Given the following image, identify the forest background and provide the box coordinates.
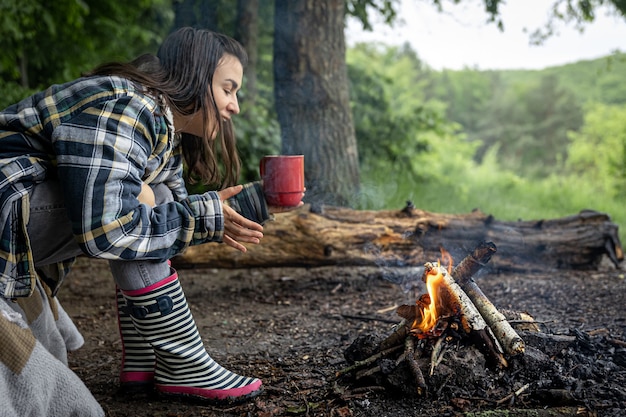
[2,0,626,244]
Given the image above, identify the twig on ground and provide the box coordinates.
[341,314,399,324]
[495,383,530,405]
[336,344,403,377]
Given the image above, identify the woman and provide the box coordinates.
[0,27,299,408]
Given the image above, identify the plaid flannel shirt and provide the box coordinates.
[0,75,269,298]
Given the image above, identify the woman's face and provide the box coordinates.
[178,54,243,138]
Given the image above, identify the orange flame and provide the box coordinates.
[412,249,454,334]
[414,266,445,332]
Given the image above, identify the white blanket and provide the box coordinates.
[0,281,104,417]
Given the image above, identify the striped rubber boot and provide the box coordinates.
[115,286,155,389]
[120,270,262,403]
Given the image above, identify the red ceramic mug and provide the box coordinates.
[260,155,305,207]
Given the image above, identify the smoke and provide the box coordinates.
[357,177,410,210]
[378,265,426,294]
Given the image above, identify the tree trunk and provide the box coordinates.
[198,0,219,30]
[273,0,360,207]
[173,0,218,30]
[235,0,259,106]
[173,206,623,272]
[173,0,195,28]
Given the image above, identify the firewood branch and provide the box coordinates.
[452,242,525,356]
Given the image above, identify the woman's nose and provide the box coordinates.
[228,98,240,115]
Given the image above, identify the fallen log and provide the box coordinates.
[173,204,623,271]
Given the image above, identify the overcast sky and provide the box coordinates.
[345,0,626,70]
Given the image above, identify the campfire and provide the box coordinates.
[338,241,534,396]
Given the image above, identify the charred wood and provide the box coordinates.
[378,320,409,351]
[403,336,427,395]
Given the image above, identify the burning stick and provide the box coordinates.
[420,262,508,368]
[452,242,525,356]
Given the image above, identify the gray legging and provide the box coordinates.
[26,180,172,291]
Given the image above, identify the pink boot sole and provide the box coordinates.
[157,379,262,403]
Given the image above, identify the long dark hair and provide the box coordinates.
[88,27,248,188]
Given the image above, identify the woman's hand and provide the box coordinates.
[217,185,264,252]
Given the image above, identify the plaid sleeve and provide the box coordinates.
[227,181,271,224]
[52,92,225,261]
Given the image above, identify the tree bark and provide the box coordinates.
[173,0,196,28]
[173,205,623,272]
[235,0,259,106]
[273,0,360,207]
[198,0,219,31]
[173,0,218,30]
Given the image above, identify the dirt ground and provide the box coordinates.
[60,253,626,417]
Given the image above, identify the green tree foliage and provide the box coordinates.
[423,53,626,182]
[346,42,479,208]
[501,53,626,105]
[566,102,626,198]
[349,44,428,173]
[476,74,584,177]
[0,0,173,106]
[234,92,282,183]
[546,53,626,105]
[426,69,496,134]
